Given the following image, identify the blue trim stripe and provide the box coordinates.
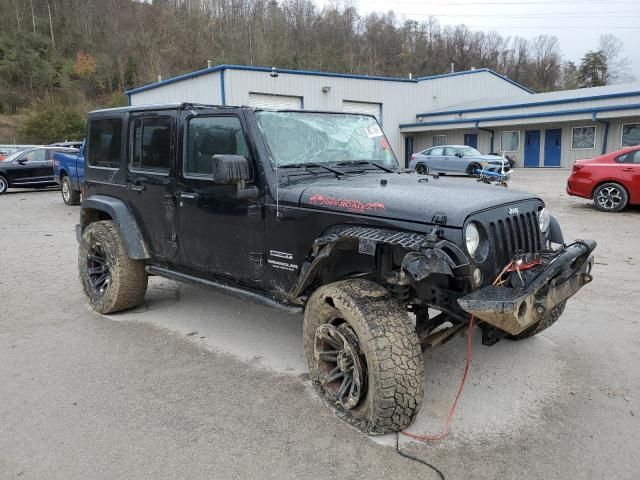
[400,103,640,129]
[124,64,532,97]
[416,89,640,119]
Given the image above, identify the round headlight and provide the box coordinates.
[538,208,551,233]
[465,222,480,256]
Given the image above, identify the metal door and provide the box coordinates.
[524,130,541,168]
[544,129,562,167]
[464,133,478,149]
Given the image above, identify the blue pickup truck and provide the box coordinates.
[53,143,84,205]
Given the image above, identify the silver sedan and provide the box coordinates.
[409,145,511,176]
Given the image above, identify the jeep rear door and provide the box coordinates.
[175,109,265,281]
[126,110,178,260]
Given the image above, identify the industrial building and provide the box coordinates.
[126,64,640,168]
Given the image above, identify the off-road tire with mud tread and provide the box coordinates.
[61,176,81,205]
[303,279,424,434]
[78,220,148,314]
[508,301,566,340]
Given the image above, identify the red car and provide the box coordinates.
[567,146,640,212]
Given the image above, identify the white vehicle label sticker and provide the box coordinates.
[364,125,383,138]
[269,250,293,260]
[267,259,298,271]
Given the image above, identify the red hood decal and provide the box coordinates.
[309,194,386,212]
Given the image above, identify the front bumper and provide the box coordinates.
[457,240,596,335]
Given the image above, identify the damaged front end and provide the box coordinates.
[458,240,596,335]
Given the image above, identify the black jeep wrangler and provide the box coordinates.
[77,104,595,434]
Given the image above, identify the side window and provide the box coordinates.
[88,118,122,168]
[186,116,249,176]
[619,150,640,164]
[22,149,46,162]
[130,117,172,172]
[430,147,444,156]
[443,147,457,156]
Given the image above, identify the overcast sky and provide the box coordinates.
[317,0,640,80]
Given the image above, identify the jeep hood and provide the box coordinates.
[286,174,541,228]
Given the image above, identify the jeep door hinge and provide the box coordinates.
[166,234,177,247]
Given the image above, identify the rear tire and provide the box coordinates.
[78,221,148,314]
[508,301,566,340]
[61,176,81,205]
[303,279,424,434]
[0,175,7,195]
[593,182,628,212]
[415,163,428,175]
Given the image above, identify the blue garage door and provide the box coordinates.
[544,129,562,167]
[524,130,541,168]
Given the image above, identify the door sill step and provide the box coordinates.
[146,265,302,315]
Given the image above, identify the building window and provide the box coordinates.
[501,131,519,152]
[622,123,640,147]
[571,126,596,150]
[432,135,447,146]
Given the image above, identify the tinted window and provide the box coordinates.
[429,147,444,156]
[130,117,172,172]
[186,116,248,176]
[20,149,46,162]
[88,118,122,168]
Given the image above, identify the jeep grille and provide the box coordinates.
[489,210,542,269]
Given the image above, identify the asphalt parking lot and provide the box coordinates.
[1,170,638,480]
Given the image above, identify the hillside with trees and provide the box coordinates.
[0,0,635,143]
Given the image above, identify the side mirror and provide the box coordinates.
[455,152,463,158]
[212,154,251,185]
[17,159,27,164]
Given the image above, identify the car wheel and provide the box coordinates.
[508,301,566,340]
[593,182,628,212]
[466,162,481,177]
[61,176,81,205]
[0,175,7,195]
[78,220,148,314]
[415,163,428,175]
[303,279,424,434]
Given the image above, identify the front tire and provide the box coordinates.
[593,182,628,212]
[303,279,424,434]
[61,176,81,205]
[0,175,8,195]
[78,221,148,314]
[466,162,481,177]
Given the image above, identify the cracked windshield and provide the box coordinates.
[256,111,398,169]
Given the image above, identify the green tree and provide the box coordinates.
[19,102,85,143]
[578,51,608,88]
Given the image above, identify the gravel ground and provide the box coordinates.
[1,170,638,479]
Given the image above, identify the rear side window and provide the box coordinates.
[615,150,640,164]
[88,118,122,168]
[186,116,249,176]
[130,117,172,172]
[430,147,444,156]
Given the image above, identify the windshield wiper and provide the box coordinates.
[335,160,395,173]
[279,162,348,177]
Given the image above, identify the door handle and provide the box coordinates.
[127,183,145,192]
[622,167,634,172]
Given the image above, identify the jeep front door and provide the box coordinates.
[176,112,264,281]
[126,112,177,260]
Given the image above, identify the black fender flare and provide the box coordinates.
[548,215,564,245]
[79,195,150,259]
